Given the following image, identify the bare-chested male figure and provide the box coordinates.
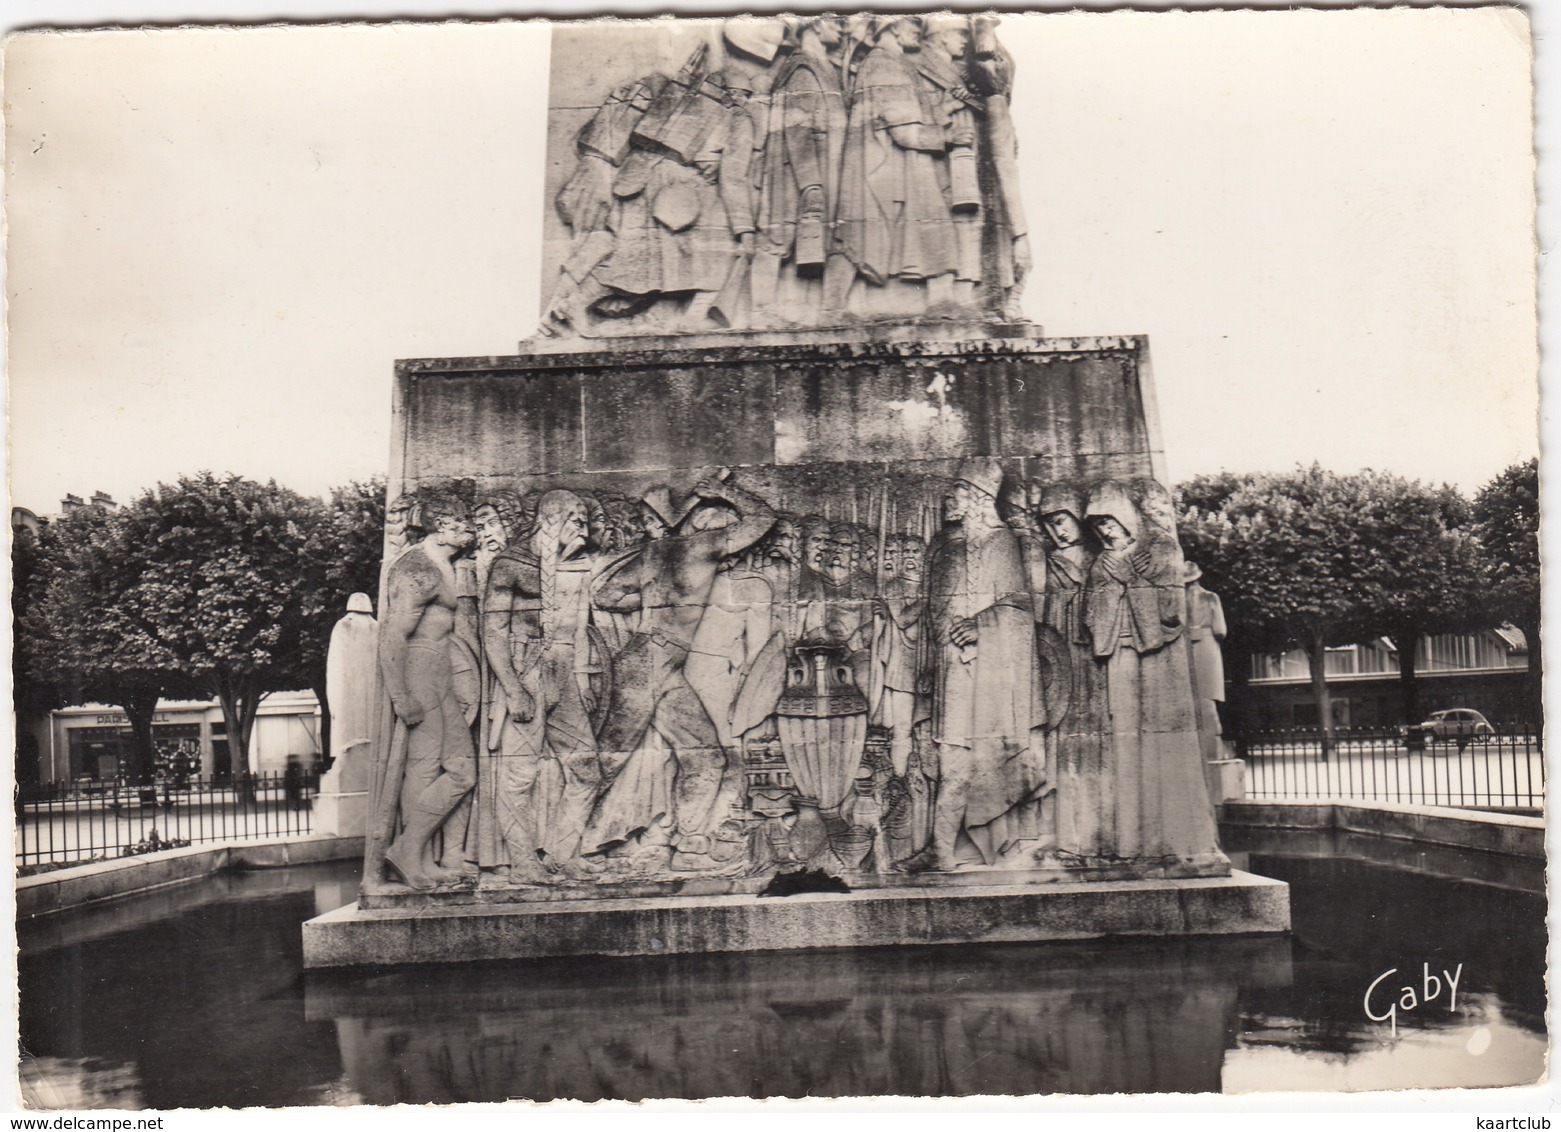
[592,476,775,869]
[379,495,478,889]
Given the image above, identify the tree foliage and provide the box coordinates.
[105,473,329,772]
[24,505,202,781]
[1472,458,1540,628]
[1472,459,1542,731]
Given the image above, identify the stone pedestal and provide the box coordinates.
[304,870,1289,969]
[321,323,1289,964]
[1204,759,1248,806]
[313,769,369,838]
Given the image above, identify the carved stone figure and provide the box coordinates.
[752,16,852,325]
[1183,562,1228,761]
[1083,480,1222,862]
[910,16,983,303]
[591,476,776,870]
[835,17,959,316]
[385,493,424,557]
[316,593,379,837]
[1035,483,1106,860]
[376,496,478,889]
[543,23,780,337]
[967,15,1031,319]
[868,533,933,858]
[480,490,607,882]
[908,459,1046,871]
[541,14,1031,334]
[328,594,380,772]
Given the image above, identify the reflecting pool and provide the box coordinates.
[17,827,1546,1107]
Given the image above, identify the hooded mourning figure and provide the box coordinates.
[1083,479,1224,866]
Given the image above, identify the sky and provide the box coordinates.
[4,4,1542,515]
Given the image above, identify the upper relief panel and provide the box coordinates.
[540,15,1030,339]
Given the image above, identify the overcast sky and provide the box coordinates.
[4,4,1540,514]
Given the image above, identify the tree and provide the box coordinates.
[1178,466,1380,758]
[300,476,388,766]
[1344,475,1486,731]
[1180,466,1494,752]
[14,519,69,783]
[110,473,329,774]
[25,505,201,783]
[1473,459,1541,733]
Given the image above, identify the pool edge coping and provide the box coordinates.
[1219,799,1546,861]
[15,835,365,919]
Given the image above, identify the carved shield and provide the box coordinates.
[583,622,616,739]
[729,630,788,740]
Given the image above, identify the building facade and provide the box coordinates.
[26,692,323,785]
[1241,628,1531,731]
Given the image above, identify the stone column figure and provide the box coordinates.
[1083,479,1223,864]
[591,476,776,871]
[316,593,378,837]
[375,495,479,889]
[481,490,606,883]
[1183,562,1228,762]
[908,459,1047,872]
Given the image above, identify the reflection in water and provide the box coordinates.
[15,829,1549,1107]
[306,937,1293,1102]
[18,867,356,1111]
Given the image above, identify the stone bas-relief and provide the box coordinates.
[366,461,1229,896]
[542,14,1029,338]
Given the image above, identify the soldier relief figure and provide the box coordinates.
[543,14,1030,337]
[370,467,1228,891]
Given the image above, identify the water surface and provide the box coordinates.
[17,828,1546,1106]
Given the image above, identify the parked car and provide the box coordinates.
[1400,708,1496,750]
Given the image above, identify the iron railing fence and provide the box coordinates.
[1235,727,1544,811]
[15,772,316,869]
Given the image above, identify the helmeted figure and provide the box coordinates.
[751,16,852,325]
[1083,479,1223,864]
[543,23,778,336]
[868,533,934,855]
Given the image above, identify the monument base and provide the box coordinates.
[302,870,1289,969]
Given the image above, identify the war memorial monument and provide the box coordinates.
[302,13,1290,968]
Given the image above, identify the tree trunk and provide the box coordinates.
[1226,644,1253,758]
[121,686,162,785]
[1396,629,1422,730]
[312,678,333,771]
[1520,616,1542,747]
[212,676,248,776]
[1306,630,1336,761]
[238,689,262,774]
